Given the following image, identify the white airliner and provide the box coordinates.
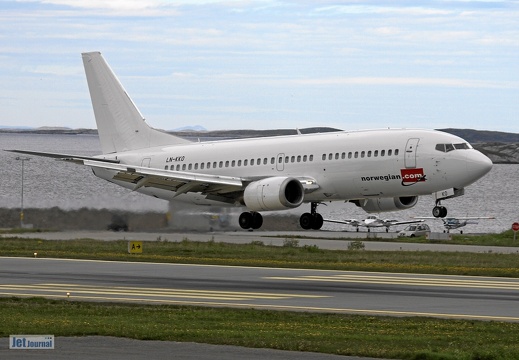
[8,51,493,230]
[324,215,424,232]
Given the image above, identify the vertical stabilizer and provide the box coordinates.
[82,51,190,154]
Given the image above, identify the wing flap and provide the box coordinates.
[85,160,244,199]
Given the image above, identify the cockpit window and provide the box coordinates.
[435,144,446,152]
[435,143,471,152]
[454,143,471,150]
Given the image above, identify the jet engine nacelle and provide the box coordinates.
[243,177,304,211]
[359,196,418,213]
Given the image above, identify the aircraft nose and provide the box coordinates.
[465,150,493,181]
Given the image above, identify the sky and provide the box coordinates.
[1,0,518,132]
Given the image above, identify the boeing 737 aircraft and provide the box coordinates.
[8,52,493,230]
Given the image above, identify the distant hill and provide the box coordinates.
[169,127,341,140]
[438,128,519,143]
[2,126,518,163]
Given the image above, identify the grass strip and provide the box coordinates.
[2,297,519,360]
[2,237,519,277]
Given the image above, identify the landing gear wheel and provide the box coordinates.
[251,212,263,229]
[300,202,325,230]
[311,213,323,230]
[239,211,263,230]
[300,213,313,230]
[432,206,447,218]
[299,213,324,230]
[239,212,252,229]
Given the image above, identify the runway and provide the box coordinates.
[1,257,518,322]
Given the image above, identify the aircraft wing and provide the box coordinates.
[413,216,494,220]
[384,219,425,226]
[323,219,361,227]
[84,159,245,201]
[6,150,319,204]
[6,149,119,165]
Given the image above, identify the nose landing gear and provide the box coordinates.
[432,202,448,218]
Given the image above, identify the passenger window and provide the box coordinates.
[182,164,187,170]
[361,151,365,158]
[219,161,223,168]
[291,156,295,163]
[395,149,399,156]
[322,154,326,161]
[367,151,372,157]
[354,151,359,158]
[309,155,313,161]
[348,152,352,159]
[271,157,275,164]
[381,150,385,157]
[238,160,241,166]
[188,164,192,170]
[244,159,248,166]
[297,155,301,162]
[231,160,235,167]
[251,159,255,166]
[164,165,168,170]
[303,155,307,162]
[388,149,392,156]
[194,163,198,170]
[374,150,378,157]
[225,161,229,167]
[328,153,333,160]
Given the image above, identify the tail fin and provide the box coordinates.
[82,51,190,154]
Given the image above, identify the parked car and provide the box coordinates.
[398,223,431,237]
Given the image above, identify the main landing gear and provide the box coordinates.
[432,201,448,218]
[299,202,324,230]
[239,211,263,230]
[239,202,325,230]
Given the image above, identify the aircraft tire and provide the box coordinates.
[300,213,313,230]
[311,213,323,230]
[239,212,253,229]
[251,212,263,229]
[432,206,448,218]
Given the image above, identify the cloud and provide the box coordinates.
[27,65,80,76]
[291,76,517,89]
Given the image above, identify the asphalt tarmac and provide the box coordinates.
[1,336,382,360]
